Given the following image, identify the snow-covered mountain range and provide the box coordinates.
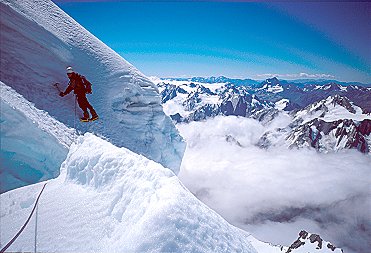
[153,77,370,252]
[153,77,371,154]
[260,95,371,153]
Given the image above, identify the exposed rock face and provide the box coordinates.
[286,230,342,253]
[287,118,371,153]
[309,233,323,249]
[269,95,371,153]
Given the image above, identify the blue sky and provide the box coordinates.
[55,1,370,83]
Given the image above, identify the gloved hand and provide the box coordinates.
[59,92,65,97]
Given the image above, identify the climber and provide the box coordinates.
[59,66,98,122]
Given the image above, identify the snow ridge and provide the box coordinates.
[0,134,257,253]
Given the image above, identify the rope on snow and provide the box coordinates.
[0,183,47,253]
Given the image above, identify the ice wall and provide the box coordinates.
[0,82,74,193]
[0,0,185,172]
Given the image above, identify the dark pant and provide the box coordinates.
[77,94,97,118]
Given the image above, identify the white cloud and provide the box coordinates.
[256,72,335,79]
[177,116,371,253]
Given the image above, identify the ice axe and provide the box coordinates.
[53,82,78,129]
[53,82,62,93]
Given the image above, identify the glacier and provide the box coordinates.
[0,81,75,193]
[0,0,185,172]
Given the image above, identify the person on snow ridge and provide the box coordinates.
[59,66,98,122]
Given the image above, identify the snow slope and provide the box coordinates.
[0,133,259,253]
[0,81,75,193]
[0,0,184,172]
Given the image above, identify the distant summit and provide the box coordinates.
[264,77,280,84]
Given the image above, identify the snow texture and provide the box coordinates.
[0,81,75,193]
[1,72,319,253]
[0,0,185,173]
[0,133,258,253]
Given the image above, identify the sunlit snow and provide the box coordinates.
[0,0,184,172]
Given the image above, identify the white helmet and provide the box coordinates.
[66,66,74,74]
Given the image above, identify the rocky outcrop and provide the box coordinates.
[287,118,371,153]
[286,230,342,253]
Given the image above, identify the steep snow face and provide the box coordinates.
[0,133,258,253]
[0,82,75,193]
[0,0,184,172]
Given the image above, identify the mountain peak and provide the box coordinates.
[265,77,280,84]
[324,95,356,113]
[293,94,367,125]
[287,230,342,253]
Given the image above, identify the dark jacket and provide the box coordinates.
[64,73,89,96]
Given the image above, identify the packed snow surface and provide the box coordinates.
[0,85,288,253]
[0,0,184,172]
[0,81,75,193]
[0,133,259,253]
